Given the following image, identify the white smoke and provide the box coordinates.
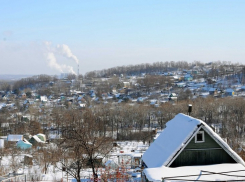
[44,42,78,74]
[56,44,79,64]
[47,52,62,73]
[46,52,76,74]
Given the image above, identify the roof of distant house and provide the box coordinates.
[7,134,23,142]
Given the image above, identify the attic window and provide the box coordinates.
[195,131,205,143]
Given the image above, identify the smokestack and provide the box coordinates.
[77,64,79,80]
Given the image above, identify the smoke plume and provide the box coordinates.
[46,52,76,74]
[44,42,78,74]
[56,44,79,64]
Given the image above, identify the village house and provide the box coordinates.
[142,113,245,182]
[168,93,177,101]
[184,74,193,81]
[225,88,235,96]
[209,87,218,95]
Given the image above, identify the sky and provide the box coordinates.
[0,0,245,76]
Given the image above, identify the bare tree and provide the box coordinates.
[58,109,113,182]
[6,146,22,174]
[38,144,59,174]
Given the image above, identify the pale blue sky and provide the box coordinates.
[0,1,245,75]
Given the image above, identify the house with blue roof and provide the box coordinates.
[184,74,193,81]
[209,88,217,95]
[225,88,234,96]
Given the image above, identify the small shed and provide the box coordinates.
[209,88,217,95]
[24,154,33,165]
[176,82,186,88]
[17,139,32,150]
[168,93,177,101]
[225,88,234,96]
[36,133,46,142]
[184,74,193,81]
[130,152,142,169]
[7,134,23,142]
[29,135,45,146]
[40,96,48,102]
[149,100,157,105]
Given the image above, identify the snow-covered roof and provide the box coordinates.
[172,75,180,79]
[184,74,192,77]
[176,82,186,86]
[17,138,32,149]
[17,138,31,144]
[0,103,6,110]
[195,82,206,87]
[32,135,45,143]
[209,88,216,92]
[37,133,46,142]
[150,100,157,105]
[198,92,210,97]
[130,152,143,158]
[7,134,23,142]
[142,114,200,168]
[142,113,245,168]
[226,88,234,92]
[40,96,48,102]
[144,163,245,182]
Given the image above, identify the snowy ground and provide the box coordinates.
[0,141,148,182]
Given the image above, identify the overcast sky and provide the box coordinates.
[0,1,245,76]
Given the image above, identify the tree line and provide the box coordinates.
[84,60,245,78]
[3,96,245,151]
[84,61,198,78]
